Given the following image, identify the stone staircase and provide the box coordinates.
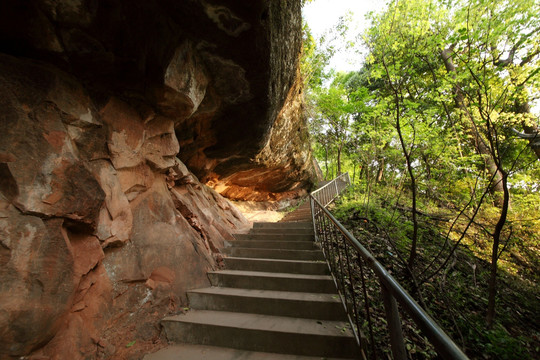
[145,212,360,359]
[280,199,314,223]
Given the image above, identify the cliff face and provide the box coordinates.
[0,0,316,200]
[0,0,315,358]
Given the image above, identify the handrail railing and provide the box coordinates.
[309,174,468,360]
[311,172,351,207]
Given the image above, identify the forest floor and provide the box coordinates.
[331,188,539,360]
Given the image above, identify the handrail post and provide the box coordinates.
[381,284,407,360]
[310,196,318,243]
[309,176,469,360]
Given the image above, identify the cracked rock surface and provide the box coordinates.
[0,0,316,358]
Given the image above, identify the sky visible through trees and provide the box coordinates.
[302,0,540,358]
[302,0,385,71]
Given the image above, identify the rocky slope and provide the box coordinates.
[0,0,316,358]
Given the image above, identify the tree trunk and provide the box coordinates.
[324,142,329,180]
[441,48,505,206]
[396,116,419,269]
[486,169,510,328]
[440,47,511,327]
[376,158,385,183]
[381,55,420,269]
[336,142,343,175]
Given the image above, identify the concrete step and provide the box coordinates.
[284,210,312,214]
[254,221,313,229]
[223,257,329,275]
[234,233,314,241]
[281,218,313,222]
[162,310,360,358]
[282,214,312,219]
[144,344,357,360]
[188,287,345,320]
[249,227,314,235]
[222,247,324,261]
[208,270,336,293]
[226,240,317,250]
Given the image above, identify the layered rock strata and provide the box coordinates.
[0,0,315,358]
[0,0,317,201]
[0,54,249,358]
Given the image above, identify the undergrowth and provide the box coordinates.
[331,184,540,360]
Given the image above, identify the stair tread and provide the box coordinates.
[222,247,325,261]
[234,235,315,240]
[226,240,317,249]
[144,344,355,360]
[223,257,329,274]
[254,222,313,228]
[189,287,340,303]
[224,247,321,252]
[228,240,316,244]
[163,310,353,338]
[151,201,361,359]
[225,256,325,265]
[208,269,333,281]
[255,221,312,224]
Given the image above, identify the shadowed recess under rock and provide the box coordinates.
[0,0,317,358]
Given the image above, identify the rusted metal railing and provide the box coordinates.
[309,173,469,360]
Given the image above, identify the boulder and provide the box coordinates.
[0,55,105,224]
[143,116,180,171]
[89,160,133,247]
[102,176,217,302]
[0,206,77,356]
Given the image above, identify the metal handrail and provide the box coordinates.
[311,172,351,207]
[309,175,469,360]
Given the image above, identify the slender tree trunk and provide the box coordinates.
[337,142,343,175]
[422,153,431,180]
[441,48,505,205]
[324,142,329,180]
[486,169,509,328]
[441,47,512,327]
[396,112,419,269]
[376,158,385,183]
[381,56,419,269]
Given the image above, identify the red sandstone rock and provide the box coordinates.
[39,264,113,360]
[143,116,180,171]
[0,1,312,358]
[89,160,133,246]
[0,208,77,356]
[0,57,105,224]
[117,164,155,201]
[100,98,146,170]
[157,41,209,120]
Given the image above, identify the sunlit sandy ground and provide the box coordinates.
[232,201,294,224]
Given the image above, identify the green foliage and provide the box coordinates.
[333,186,540,359]
[481,327,531,360]
[302,0,540,358]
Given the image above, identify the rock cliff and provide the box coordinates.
[0,0,316,358]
